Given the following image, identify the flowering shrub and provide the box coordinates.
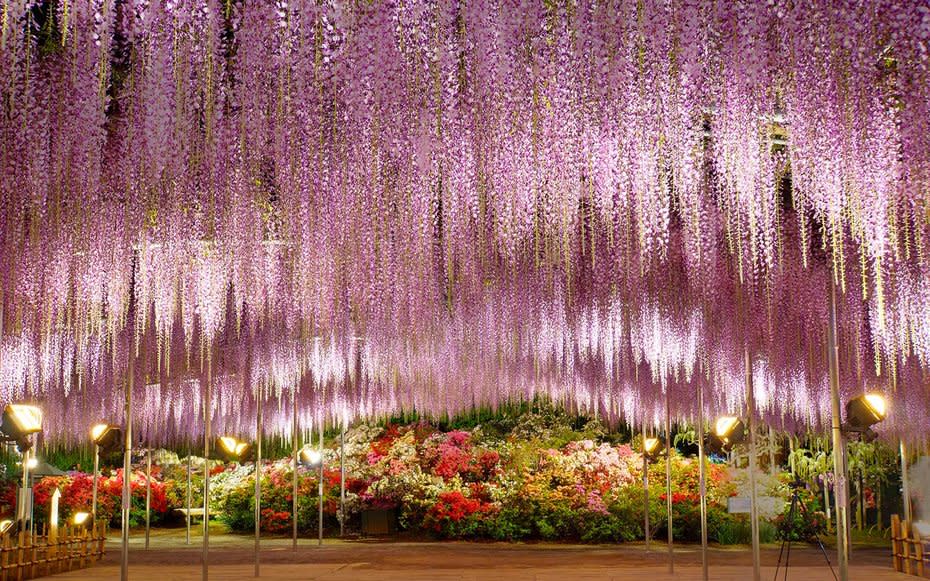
[16,469,173,527]
[423,491,497,537]
[0,416,760,543]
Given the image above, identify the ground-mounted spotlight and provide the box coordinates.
[0,404,43,452]
[643,436,663,461]
[298,445,323,468]
[843,393,887,440]
[215,436,249,462]
[71,511,91,527]
[0,520,13,535]
[91,424,123,455]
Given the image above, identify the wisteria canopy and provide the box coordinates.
[0,0,928,445]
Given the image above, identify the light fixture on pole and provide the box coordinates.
[642,433,661,551]
[215,436,250,462]
[842,394,887,441]
[91,424,122,521]
[713,416,746,449]
[298,445,323,468]
[2,404,44,527]
[643,437,662,460]
[1,404,43,452]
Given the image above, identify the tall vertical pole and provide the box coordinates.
[768,427,777,474]
[186,453,191,545]
[900,440,912,524]
[697,383,708,581]
[18,449,30,524]
[318,419,324,547]
[665,392,673,573]
[121,340,134,581]
[292,384,298,551]
[254,380,262,577]
[643,421,650,552]
[202,356,212,581]
[746,347,761,581]
[92,445,100,520]
[828,277,850,581]
[340,424,346,538]
[145,449,152,549]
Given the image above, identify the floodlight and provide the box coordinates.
[1,404,43,451]
[25,457,37,470]
[0,520,12,535]
[845,393,887,432]
[215,436,249,461]
[91,424,108,441]
[298,446,322,467]
[643,437,662,460]
[72,512,91,526]
[714,416,745,446]
[91,424,123,455]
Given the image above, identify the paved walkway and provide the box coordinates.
[50,531,909,581]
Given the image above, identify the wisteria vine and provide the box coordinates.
[0,0,929,444]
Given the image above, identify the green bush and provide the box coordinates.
[712,514,779,545]
[221,485,255,532]
[714,516,752,544]
[489,508,533,540]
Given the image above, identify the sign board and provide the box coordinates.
[728,495,785,515]
[727,497,752,514]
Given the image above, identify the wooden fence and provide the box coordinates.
[0,521,107,581]
[892,514,929,577]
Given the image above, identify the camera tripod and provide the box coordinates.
[773,479,838,581]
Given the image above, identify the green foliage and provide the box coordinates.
[713,515,778,544]
[847,441,898,488]
[714,517,752,545]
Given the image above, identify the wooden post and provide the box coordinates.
[96,521,107,564]
[16,530,24,581]
[891,514,902,572]
[911,523,924,578]
[29,528,34,580]
[2,531,9,581]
